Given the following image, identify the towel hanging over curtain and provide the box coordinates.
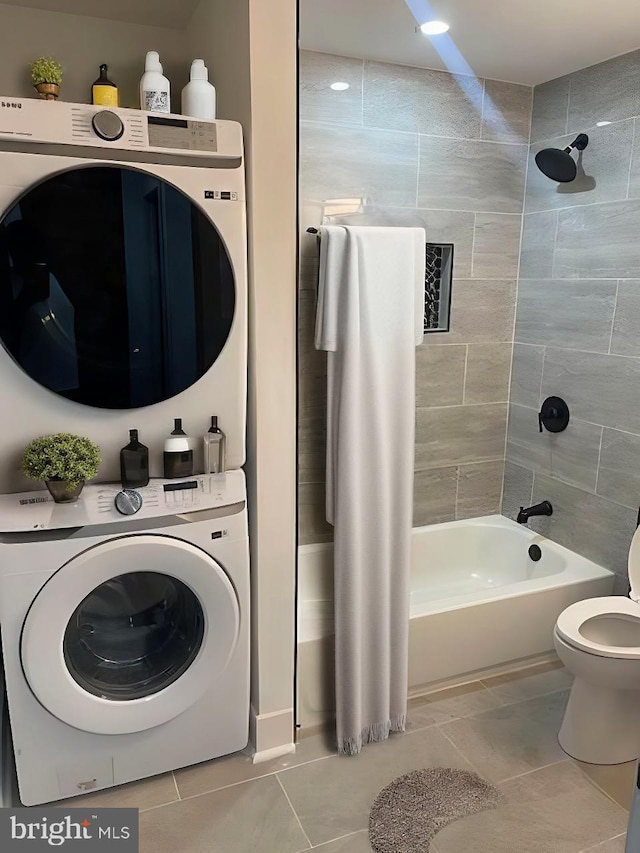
[315,225,425,755]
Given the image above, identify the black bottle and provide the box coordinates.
[120,429,149,489]
[163,418,194,479]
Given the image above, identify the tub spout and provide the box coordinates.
[517,501,553,524]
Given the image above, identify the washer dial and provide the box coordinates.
[92,110,125,142]
[114,489,143,516]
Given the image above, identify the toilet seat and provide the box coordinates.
[555,596,640,659]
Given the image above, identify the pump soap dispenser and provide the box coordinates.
[120,429,149,489]
[181,59,216,120]
[163,419,193,479]
[204,416,226,474]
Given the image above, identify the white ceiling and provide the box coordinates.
[299,0,640,85]
[1,0,201,28]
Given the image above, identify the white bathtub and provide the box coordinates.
[297,515,615,727]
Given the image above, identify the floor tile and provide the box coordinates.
[304,830,374,851]
[139,775,309,853]
[175,731,335,799]
[52,772,178,812]
[278,726,472,846]
[582,837,626,852]
[407,682,503,731]
[481,662,572,704]
[574,759,636,811]
[434,761,628,853]
[440,691,569,783]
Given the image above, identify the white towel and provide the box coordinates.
[315,225,425,755]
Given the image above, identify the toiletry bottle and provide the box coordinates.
[140,51,170,114]
[120,429,149,489]
[181,59,216,120]
[163,419,193,479]
[91,64,119,107]
[203,416,226,474]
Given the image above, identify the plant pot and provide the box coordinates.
[45,479,84,503]
[34,82,60,101]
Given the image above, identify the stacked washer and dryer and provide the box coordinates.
[0,99,249,806]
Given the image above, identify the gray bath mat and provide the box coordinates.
[369,767,501,853]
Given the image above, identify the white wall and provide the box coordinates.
[0,3,189,108]
[189,0,298,751]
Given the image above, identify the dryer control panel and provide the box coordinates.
[0,470,246,532]
[0,97,243,161]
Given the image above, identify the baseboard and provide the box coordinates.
[248,706,295,764]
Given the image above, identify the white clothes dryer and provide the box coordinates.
[0,472,249,806]
[0,99,246,491]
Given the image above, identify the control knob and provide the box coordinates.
[91,110,125,142]
[114,489,143,516]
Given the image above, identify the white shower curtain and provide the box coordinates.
[315,225,425,755]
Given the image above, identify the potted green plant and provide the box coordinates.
[22,433,101,503]
[30,57,63,101]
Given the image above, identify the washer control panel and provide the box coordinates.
[0,471,245,532]
[0,98,243,162]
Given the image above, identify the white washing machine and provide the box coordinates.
[0,471,249,806]
[0,99,250,805]
[0,98,247,490]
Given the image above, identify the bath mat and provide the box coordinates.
[369,767,501,853]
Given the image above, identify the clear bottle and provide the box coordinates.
[163,419,193,479]
[140,50,171,114]
[92,64,119,107]
[203,416,225,474]
[120,429,149,489]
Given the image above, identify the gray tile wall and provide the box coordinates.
[298,50,532,543]
[504,48,640,584]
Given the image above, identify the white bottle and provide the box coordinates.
[181,59,216,120]
[140,51,171,114]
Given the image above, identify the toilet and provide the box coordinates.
[554,526,640,765]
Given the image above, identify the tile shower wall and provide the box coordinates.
[503,49,640,590]
[299,50,532,544]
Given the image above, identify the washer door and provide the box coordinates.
[21,535,240,735]
[0,165,236,409]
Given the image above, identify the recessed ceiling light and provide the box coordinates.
[420,20,450,35]
[596,120,612,126]
[330,82,350,91]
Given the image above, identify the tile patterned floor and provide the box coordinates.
[54,663,632,852]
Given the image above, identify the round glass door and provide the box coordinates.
[64,572,205,701]
[0,166,235,408]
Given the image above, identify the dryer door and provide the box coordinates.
[21,535,240,735]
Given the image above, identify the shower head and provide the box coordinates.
[535,133,589,183]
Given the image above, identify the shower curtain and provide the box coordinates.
[315,225,425,755]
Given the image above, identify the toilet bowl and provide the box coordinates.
[554,528,640,765]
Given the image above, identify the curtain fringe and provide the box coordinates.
[338,713,406,756]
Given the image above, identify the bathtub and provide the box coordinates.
[297,514,615,728]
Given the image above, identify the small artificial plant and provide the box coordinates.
[30,56,63,87]
[22,433,100,489]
